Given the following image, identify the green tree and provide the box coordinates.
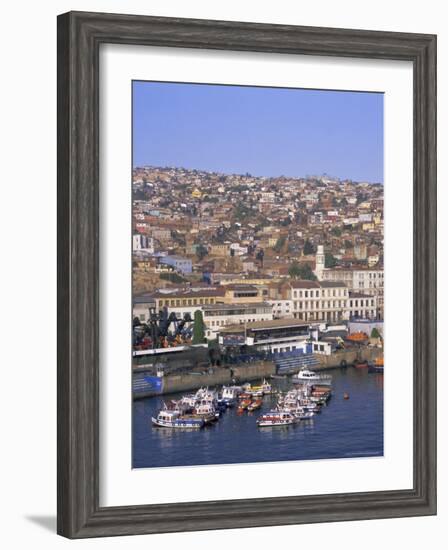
[288,262,301,279]
[288,262,317,281]
[325,253,338,268]
[303,239,315,255]
[196,244,208,261]
[159,272,187,284]
[192,310,206,344]
[273,236,286,253]
[356,192,368,205]
[233,204,252,221]
[371,328,381,339]
[330,226,342,237]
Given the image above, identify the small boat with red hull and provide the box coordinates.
[247,398,262,412]
[237,398,252,414]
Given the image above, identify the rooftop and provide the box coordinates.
[141,286,226,299]
[220,318,309,333]
[320,281,347,288]
[288,280,320,289]
[224,284,258,291]
[202,302,272,312]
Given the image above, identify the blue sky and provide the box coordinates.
[133,81,383,183]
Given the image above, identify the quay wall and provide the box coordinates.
[134,361,275,399]
[161,370,229,396]
[315,347,383,369]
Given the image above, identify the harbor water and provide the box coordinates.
[132,366,383,469]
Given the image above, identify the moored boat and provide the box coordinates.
[247,398,262,412]
[237,398,252,413]
[193,401,220,422]
[260,379,273,394]
[257,410,297,427]
[152,409,205,429]
[368,357,384,373]
[220,385,242,406]
[242,383,264,397]
[292,368,332,386]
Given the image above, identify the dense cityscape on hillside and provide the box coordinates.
[132,165,383,346]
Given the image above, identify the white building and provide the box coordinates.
[346,292,377,320]
[321,267,384,319]
[314,244,325,280]
[267,299,293,319]
[289,280,349,323]
[133,233,154,254]
[203,302,273,340]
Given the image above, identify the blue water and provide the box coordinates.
[132,367,383,469]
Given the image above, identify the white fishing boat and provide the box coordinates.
[220,385,242,406]
[193,401,220,422]
[292,368,332,386]
[180,394,197,408]
[293,410,315,420]
[282,403,315,419]
[257,410,297,427]
[260,379,273,394]
[278,388,320,414]
[195,387,219,402]
[151,409,205,429]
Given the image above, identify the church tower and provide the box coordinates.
[315,245,325,280]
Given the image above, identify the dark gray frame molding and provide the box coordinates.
[57,11,437,538]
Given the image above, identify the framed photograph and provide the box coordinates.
[57,11,437,538]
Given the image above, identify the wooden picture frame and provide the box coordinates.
[57,11,437,538]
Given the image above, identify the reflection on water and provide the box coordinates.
[133,367,383,468]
